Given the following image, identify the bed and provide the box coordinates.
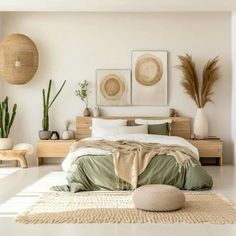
[51,116,213,192]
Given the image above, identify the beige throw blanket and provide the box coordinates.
[70,140,198,188]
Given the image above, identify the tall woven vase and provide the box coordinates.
[193,108,208,139]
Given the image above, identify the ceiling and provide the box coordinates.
[0,0,235,12]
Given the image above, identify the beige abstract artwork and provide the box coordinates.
[96,69,131,106]
[132,51,168,106]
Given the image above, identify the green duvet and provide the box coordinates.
[52,154,213,192]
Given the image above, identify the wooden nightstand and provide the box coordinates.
[188,139,223,166]
[36,140,76,166]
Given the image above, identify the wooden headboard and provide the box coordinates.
[76,116,191,140]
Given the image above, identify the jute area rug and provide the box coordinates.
[16,191,236,224]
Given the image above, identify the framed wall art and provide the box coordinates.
[131,50,168,106]
[96,69,131,106]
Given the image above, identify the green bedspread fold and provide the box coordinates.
[52,140,213,192]
[70,140,198,188]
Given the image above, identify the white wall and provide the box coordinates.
[0,12,232,165]
[232,12,236,164]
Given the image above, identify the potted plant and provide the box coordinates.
[177,54,220,139]
[39,80,66,140]
[0,97,17,149]
[75,80,91,116]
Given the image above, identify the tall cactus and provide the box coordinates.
[42,80,66,131]
[0,97,17,138]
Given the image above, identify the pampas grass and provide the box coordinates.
[177,54,220,108]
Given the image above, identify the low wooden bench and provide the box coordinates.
[0,150,28,168]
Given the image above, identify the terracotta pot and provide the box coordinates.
[84,107,91,117]
[39,130,51,140]
[0,138,13,150]
[193,108,208,139]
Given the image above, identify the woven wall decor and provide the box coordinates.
[132,50,167,106]
[0,33,39,85]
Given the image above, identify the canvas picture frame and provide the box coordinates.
[96,69,131,106]
[131,50,168,106]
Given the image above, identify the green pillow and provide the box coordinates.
[148,123,170,136]
[134,122,171,136]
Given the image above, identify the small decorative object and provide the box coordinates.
[39,80,66,140]
[68,130,75,139]
[132,51,167,105]
[94,106,100,117]
[174,111,179,117]
[83,107,91,117]
[75,80,91,116]
[169,108,175,117]
[96,69,131,106]
[62,131,70,140]
[50,131,60,140]
[0,33,39,85]
[0,97,17,150]
[62,120,74,140]
[177,54,220,139]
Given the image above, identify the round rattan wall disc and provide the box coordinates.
[135,54,163,86]
[100,74,125,100]
[0,33,39,85]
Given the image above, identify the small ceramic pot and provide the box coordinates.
[84,107,91,117]
[50,131,60,140]
[67,130,75,139]
[62,130,70,140]
[39,130,52,140]
[94,106,100,117]
[0,138,13,150]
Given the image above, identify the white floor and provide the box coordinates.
[0,165,236,236]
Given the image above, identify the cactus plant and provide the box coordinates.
[0,97,17,138]
[42,80,66,131]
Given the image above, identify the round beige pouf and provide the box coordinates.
[132,184,185,212]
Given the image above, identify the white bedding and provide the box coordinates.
[62,134,199,172]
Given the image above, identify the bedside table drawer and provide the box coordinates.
[37,140,75,158]
[188,140,222,157]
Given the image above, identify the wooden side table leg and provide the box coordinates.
[219,156,223,166]
[18,156,28,168]
[38,157,43,166]
[12,160,18,167]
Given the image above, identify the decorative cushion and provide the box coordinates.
[135,123,171,136]
[92,124,148,138]
[132,184,185,212]
[135,119,172,135]
[118,124,148,135]
[134,118,172,125]
[91,118,127,137]
[92,118,127,128]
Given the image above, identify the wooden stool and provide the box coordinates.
[0,150,28,168]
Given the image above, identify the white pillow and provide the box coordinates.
[92,125,148,138]
[135,119,172,125]
[92,118,127,128]
[92,127,119,138]
[118,125,148,135]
